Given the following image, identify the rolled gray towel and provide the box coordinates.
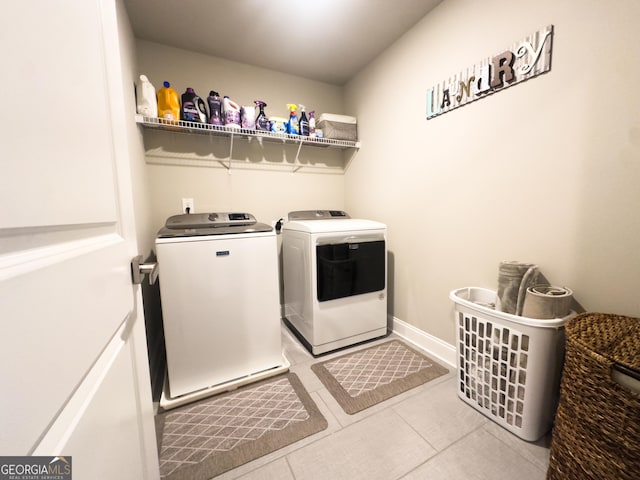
[521,286,573,319]
[496,261,540,315]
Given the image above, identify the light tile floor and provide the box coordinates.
[214,326,552,480]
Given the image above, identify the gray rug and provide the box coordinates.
[312,340,449,414]
[156,373,327,479]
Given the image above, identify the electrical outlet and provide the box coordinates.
[182,198,194,214]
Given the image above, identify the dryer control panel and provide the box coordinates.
[288,210,350,221]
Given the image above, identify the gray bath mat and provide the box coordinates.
[156,373,327,479]
[312,340,449,414]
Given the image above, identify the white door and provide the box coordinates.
[0,1,159,478]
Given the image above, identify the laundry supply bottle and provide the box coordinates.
[180,87,207,123]
[135,74,158,118]
[207,91,223,126]
[255,100,270,131]
[157,81,180,121]
[286,103,299,135]
[309,110,316,137]
[269,116,288,134]
[223,96,241,128]
[241,104,256,129]
[298,104,309,136]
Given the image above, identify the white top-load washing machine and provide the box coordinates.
[282,210,388,355]
[156,212,288,408]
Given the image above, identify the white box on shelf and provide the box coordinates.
[317,113,357,141]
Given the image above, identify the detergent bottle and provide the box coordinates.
[157,81,180,121]
[241,104,256,129]
[207,91,223,126]
[180,87,207,123]
[255,100,270,131]
[135,74,157,118]
[298,104,309,136]
[309,110,316,137]
[223,96,241,128]
[286,103,299,135]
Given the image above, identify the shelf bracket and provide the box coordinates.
[292,137,304,173]
[342,146,359,172]
[218,131,234,173]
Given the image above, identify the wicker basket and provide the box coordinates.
[547,312,640,480]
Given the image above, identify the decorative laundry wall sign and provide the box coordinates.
[426,25,553,119]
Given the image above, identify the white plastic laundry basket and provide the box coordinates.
[449,287,573,441]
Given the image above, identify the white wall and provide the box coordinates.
[345,0,640,344]
[116,5,155,260]
[135,40,349,237]
[131,0,640,348]
[115,1,168,403]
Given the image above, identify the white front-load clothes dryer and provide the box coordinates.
[282,210,388,355]
[155,212,288,408]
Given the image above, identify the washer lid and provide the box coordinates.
[157,212,272,237]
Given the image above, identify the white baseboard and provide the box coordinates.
[391,316,457,369]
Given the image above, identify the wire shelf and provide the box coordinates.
[135,115,360,149]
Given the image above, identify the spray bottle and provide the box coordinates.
[207,91,223,125]
[286,103,299,135]
[298,104,309,136]
[157,81,180,121]
[255,100,270,131]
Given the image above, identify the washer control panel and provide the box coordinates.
[165,212,256,230]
